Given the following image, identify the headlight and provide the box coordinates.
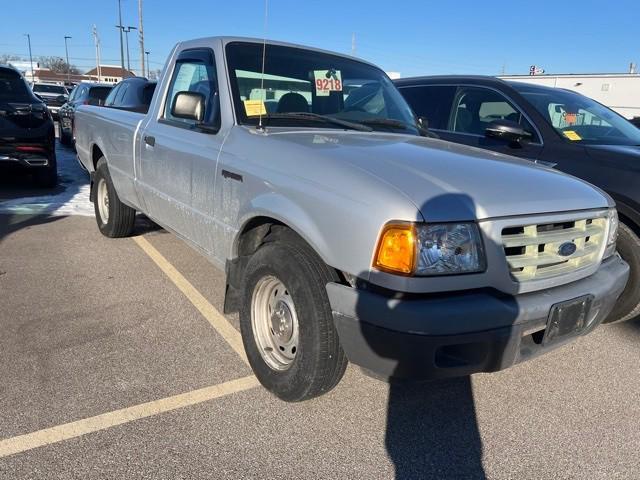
[374,222,486,276]
[607,209,618,247]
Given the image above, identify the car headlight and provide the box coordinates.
[374,222,486,276]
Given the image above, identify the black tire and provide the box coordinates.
[59,129,71,146]
[239,228,347,402]
[33,154,58,188]
[93,157,136,238]
[603,222,640,324]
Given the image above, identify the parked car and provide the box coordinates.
[0,65,57,187]
[31,82,68,118]
[103,77,157,113]
[58,82,112,145]
[74,38,628,401]
[396,76,640,324]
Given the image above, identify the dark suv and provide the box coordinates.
[0,65,57,187]
[396,75,640,324]
[58,82,112,145]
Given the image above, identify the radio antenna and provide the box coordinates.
[258,0,268,129]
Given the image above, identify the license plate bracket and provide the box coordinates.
[543,295,593,345]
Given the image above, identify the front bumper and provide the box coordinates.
[327,255,629,380]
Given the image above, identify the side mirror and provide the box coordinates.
[417,116,429,129]
[485,119,532,144]
[171,91,205,122]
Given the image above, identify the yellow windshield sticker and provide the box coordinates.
[243,99,267,117]
[563,130,582,141]
[314,70,343,96]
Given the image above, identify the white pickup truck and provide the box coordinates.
[75,37,629,401]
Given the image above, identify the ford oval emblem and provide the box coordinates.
[558,242,577,257]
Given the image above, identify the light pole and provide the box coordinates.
[144,51,150,78]
[64,36,72,85]
[117,0,125,70]
[122,26,137,73]
[23,34,34,83]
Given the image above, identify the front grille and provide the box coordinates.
[501,216,607,282]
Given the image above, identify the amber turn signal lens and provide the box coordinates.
[374,224,417,275]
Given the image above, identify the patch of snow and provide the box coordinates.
[0,143,94,217]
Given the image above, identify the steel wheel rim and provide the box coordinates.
[251,275,299,371]
[97,178,109,224]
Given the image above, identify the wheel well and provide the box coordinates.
[618,211,640,237]
[91,144,104,171]
[223,217,344,314]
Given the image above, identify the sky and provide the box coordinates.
[1,0,638,78]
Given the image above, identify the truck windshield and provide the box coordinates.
[226,42,419,135]
[512,83,640,146]
[33,84,68,94]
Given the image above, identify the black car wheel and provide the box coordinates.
[239,227,347,402]
[33,153,58,188]
[603,222,640,324]
[93,157,136,237]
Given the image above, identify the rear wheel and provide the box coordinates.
[33,154,57,188]
[603,222,640,324]
[239,229,347,402]
[93,157,136,237]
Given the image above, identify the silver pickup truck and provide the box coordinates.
[75,37,629,402]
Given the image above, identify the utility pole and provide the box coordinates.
[93,25,102,82]
[138,0,145,77]
[122,26,137,73]
[145,51,150,78]
[64,36,72,84]
[117,0,125,70]
[23,34,34,83]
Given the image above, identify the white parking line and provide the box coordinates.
[0,376,259,459]
[132,235,249,364]
[0,232,258,459]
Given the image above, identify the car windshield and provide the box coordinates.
[33,84,68,94]
[226,42,419,135]
[512,83,640,146]
[0,70,33,101]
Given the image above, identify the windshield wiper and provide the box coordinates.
[357,118,439,138]
[261,112,373,132]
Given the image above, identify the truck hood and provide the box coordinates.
[268,130,610,221]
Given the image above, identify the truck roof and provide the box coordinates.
[175,36,381,70]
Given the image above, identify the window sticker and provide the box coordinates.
[243,99,267,116]
[563,130,582,141]
[314,69,342,96]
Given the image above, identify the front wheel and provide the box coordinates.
[93,157,136,238]
[603,222,640,324]
[239,231,347,402]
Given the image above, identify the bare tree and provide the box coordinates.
[0,54,22,64]
[37,56,80,74]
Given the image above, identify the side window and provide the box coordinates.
[104,84,120,106]
[115,83,129,106]
[163,49,219,127]
[448,87,538,141]
[398,85,456,130]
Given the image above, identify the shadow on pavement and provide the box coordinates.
[0,213,66,244]
[352,193,525,479]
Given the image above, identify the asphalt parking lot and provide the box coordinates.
[1,137,640,479]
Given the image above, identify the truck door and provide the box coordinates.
[137,48,223,254]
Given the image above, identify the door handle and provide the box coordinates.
[144,135,155,147]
